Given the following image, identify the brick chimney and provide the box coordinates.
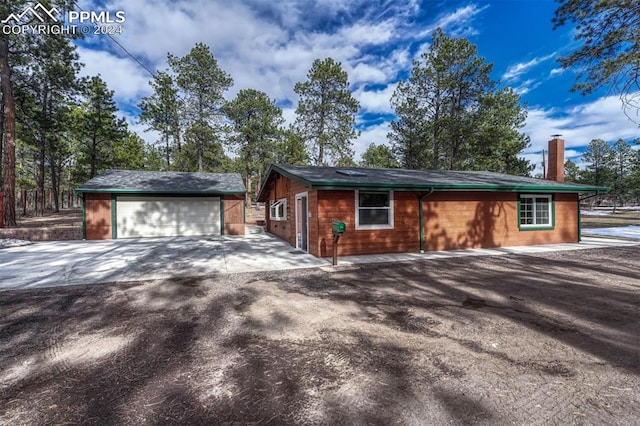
[547,137,565,182]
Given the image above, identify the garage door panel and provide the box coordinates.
[116,196,220,238]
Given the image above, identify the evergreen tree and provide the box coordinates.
[581,139,614,187]
[564,159,580,182]
[168,43,232,172]
[361,143,399,168]
[294,58,360,166]
[275,128,310,166]
[72,76,127,180]
[138,71,181,170]
[1,0,79,220]
[611,138,634,208]
[224,89,284,202]
[390,28,531,174]
[553,0,640,119]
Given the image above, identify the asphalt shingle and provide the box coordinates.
[76,170,246,194]
[257,164,608,200]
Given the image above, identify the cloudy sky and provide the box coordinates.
[72,0,638,171]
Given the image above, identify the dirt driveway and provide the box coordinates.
[1,246,638,425]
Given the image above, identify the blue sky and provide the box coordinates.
[73,0,638,172]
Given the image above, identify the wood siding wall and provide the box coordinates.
[422,192,579,251]
[263,175,580,257]
[264,175,311,247]
[85,193,112,240]
[223,194,245,235]
[316,190,420,257]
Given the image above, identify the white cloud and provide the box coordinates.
[514,79,542,95]
[549,67,565,77]
[353,121,392,159]
[502,53,555,82]
[418,4,489,38]
[523,93,640,154]
[76,47,152,104]
[354,83,397,114]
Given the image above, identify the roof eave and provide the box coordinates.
[305,181,610,193]
[75,188,246,195]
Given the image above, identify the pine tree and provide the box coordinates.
[72,76,127,180]
[138,71,181,170]
[224,89,284,202]
[294,58,360,166]
[360,143,399,168]
[553,0,640,119]
[168,43,232,172]
[390,28,531,174]
[581,139,614,187]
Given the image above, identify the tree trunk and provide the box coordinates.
[90,134,98,178]
[0,38,16,226]
[38,88,47,216]
[51,160,59,212]
[164,133,170,168]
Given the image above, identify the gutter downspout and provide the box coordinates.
[419,188,435,253]
[578,191,603,242]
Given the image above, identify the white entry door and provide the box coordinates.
[295,192,308,252]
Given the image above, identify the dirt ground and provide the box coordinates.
[1,246,639,425]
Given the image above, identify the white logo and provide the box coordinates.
[1,3,59,24]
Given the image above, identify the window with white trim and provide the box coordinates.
[270,198,287,220]
[355,190,394,229]
[519,194,553,228]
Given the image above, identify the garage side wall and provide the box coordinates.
[223,194,245,235]
[423,192,579,251]
[85,193,112,240]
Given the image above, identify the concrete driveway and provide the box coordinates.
[0,234,329,290]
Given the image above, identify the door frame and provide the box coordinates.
[295,192,309,252]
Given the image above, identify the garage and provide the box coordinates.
[116,196,221,238]
[76,170,246,240]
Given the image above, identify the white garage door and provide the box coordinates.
[116,196,220,238]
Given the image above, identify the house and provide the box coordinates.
[256,138,608,257]
[76,170,246,240]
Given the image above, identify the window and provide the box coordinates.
[519,194,553,229]
[270,198,287,220]
[356,190,393,229]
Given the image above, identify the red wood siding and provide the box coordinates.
[423,192,579,251]
[315,190,420,257]
[85,193,111,240]
[262,174,580,257]
[223,194,245,235]
[265,175,311,247]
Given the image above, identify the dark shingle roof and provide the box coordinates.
[76,170,246,194]
[257,164,608,200]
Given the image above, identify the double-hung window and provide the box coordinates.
[270,198,287,221]
[519,194,553,229]
[355,190,394,230]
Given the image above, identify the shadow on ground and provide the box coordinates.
[0,246,638,424]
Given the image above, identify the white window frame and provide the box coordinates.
[269,197,287,221]
[519,194,553,229]
[355,190,394,230]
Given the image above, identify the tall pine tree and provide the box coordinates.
[294,58,360,166]
[390,28,531,174]
[168,43,232,172]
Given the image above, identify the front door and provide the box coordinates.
[295,193,308,252]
